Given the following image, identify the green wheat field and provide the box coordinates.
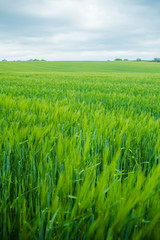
[0,61,160,239]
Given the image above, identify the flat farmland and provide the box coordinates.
[0,61,160,239]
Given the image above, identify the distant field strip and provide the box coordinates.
[0,63,160,239]
[1,61,160,73]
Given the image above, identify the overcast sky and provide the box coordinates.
[0,0,160,60]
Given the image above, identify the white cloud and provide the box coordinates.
[0,0,160,60]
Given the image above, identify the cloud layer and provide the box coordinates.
[0,0,160,60]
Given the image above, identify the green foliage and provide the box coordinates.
[136,58,142,62]
[114,58,122,61]
[0,62,160,239]
[153,58,160,62]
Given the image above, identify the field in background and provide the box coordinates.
[0,62,160,239]
[1,60,160,73]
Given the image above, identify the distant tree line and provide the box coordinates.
[1,58,160,62]
[114,58,160,62]
[28,59,46,61]
[0,59,46,62]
